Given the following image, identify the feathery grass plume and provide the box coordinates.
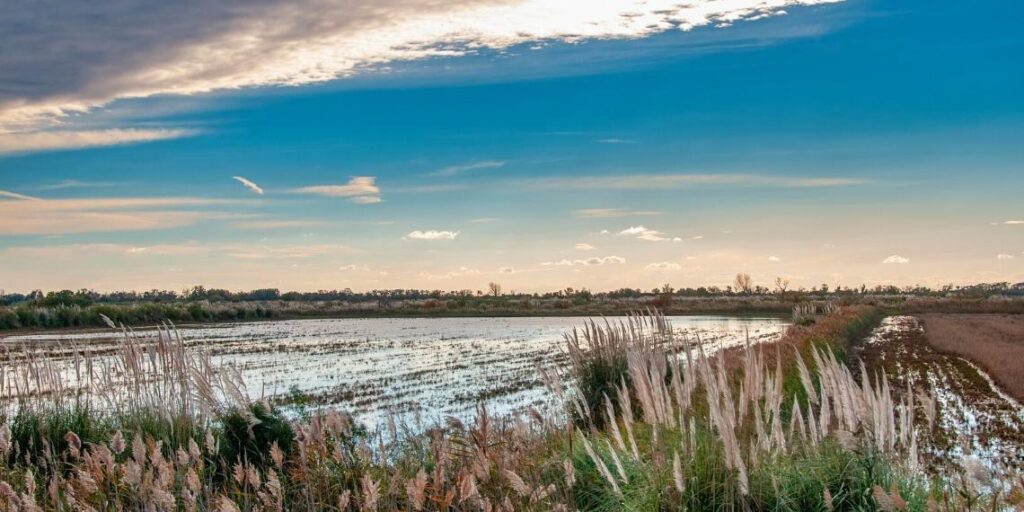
[672,450,685,493]
[794,347,819,405]
[360,474,380,511]
[603,439,628,483]
[504,469,532,498]
[616,378,640,460]
[577,428,621,497]
[603,393,627,454]
[407,468,427,511]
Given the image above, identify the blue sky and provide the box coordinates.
[0,0,1022,292]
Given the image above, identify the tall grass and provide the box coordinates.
[0,311,1018,510]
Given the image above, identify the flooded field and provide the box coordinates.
[858,315,1024,480]
[0,315,787,428]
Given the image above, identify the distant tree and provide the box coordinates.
[733,273,753,295]
[488,282,503,297]
[774,277,790,296]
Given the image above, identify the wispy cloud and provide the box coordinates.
[528,173,867,190]
[0,196,240,235]
[404,230,459,240]
[232,176,264,195]
[431,160,505,177]
[573,208,661,218]
[0,129,195,155]
[469,217,498,223]
[338,264,388,276]
[0,189,41,201]
[996,253,1014,260]
[0,1,842,135]
[226,244,357,260]
[419,267,481,280]
[596,138,636,144]
[882,255,910,264]
[541,255,625,267]
[3,243,208,258]
[292,177,381,204]
[645,261,682,271]
[768,255,781,262]
[36,179,122,191]
[1004,220,1024,225]
[575,243,596,251]
[232,220,319,230]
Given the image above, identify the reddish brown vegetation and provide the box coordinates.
[920,313,1024,401]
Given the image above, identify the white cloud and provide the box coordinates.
[882,255,910,264]
[232,176,264,195]
[529,173,866,190]
[292,177,381,204]
[0,129,195,155]
[768,255,781,262]
[596,138,636,144]
[574,243,596,251]
[432,160,505,177]
[1005,220,1024,225]
[470,217,498,223]
[0,0,842,135]
[0,189,41,201]
[618,225,669,241]
[404,230,459,240]
[338,264,388,276]
[645,261,682,271]
[541,255,625,267]
[573,208,661,218]
[996,253,1014,260]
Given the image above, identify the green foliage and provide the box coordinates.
[574,356,629,429]
[217,402,295,467]
[6,402,109,466]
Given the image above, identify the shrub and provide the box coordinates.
[217,402,295,468]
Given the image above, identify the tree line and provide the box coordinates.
[3,279,1024,309]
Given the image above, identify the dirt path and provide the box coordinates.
[855,316,1024,476]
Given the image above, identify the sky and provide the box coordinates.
[0,0,1022,293]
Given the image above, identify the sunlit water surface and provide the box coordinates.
[2,316,788,429]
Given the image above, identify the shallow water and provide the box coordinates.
[859,315,1024,484]
[1,315,788,428]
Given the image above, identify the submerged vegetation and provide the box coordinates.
[0,309,1021,510]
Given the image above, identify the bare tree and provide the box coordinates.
[488,282,503,297]
[774,277,790,296]
[734,273,753,295]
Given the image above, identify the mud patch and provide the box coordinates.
[857,315,1024,478]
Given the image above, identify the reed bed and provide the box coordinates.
[0,311,1019,510]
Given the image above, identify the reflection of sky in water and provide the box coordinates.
[2,316,787,429]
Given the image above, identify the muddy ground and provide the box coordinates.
[919,314,1024,402]
[856,316,1024,477]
